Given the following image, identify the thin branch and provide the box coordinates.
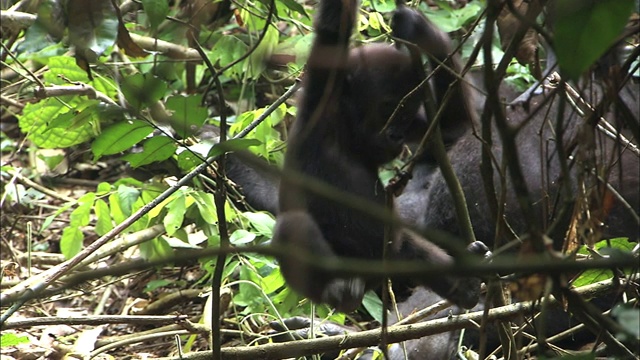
[128,33,202,61]
[34,84,118,106]
[2,314,188,329]
[2,170,76,203]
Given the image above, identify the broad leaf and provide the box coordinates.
[207,138,261,158]
[67,0,119,62]
[94,199,113,236]
[121,136,177,168]
[164,193,186,236]
[92,120,153,161]
[60,227,83,258]
[141,0,170,32]
[166,95,208,138]
[18,98,94,149]
[554,0,635,80]
[192,191,217,225]
[120,73,168,111]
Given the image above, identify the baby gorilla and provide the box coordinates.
[273,0,487,313]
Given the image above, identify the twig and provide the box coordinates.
[2,314,188,329]
[128,33,202,61]
[34,84,118,106]
[3,170,75,203]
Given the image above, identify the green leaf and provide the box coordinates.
[141,0,169,32]
[369,12,385,33]
[121,136,177,168]
[234,266,264,311]
[166,95,208,138]
[271,283,299,315]
[18,98,95,149]
[117,185,141,217]
[37,152,64,171]
[69,192,95,226]
[362,0,396,13]
[92,120,153,161]
[554,0,635,81]
[207,138,261,158]
[176,145,207,171]
[192,191,217,225]
[425,2,482,33]
[209,36,249,79]
[573,238,634,287]
[43,56,118,100]
[40,203,73,232]
[243,212,275,237]
[0,333,30,347]
[612,303,640,339]
[164,193,186,236]
[220,259,240,281]
[362,290,384,322]
[139,236,173,261]
[109,192,126,224]
[96,182,112,195]
[21,0,63,53]
[277,0,308,17]
[230,229,257,245]
[43,56,89,83]
[94,199,113,236]
[60,227,84,258]
[48,100,101,130]
[120,73,168,111]
[246,26,279,79]
[66,0,119,62]
[260,267,286,294]
[144,279,172,292]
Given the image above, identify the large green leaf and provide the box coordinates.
[206,138,261,158]
[572,238,634,287]
[554,0,635,81]
[164,192,186,236]
[69,192,95,227]
[92,120,154,161]
[45,56,118,98]
[60,227,83,259]
[141,0,169,32]
[243,212,275,237]
[191,191,217,225]
[120,73,168,111]
[66,0,119,62]
[47,100,101,130]
[425,1,483,33]
[276,0,309,18]
[121,136,177,167]
[21,0,65,53]
[116,185,141,218]
[166,95,208,138]
[209,36,249,80]
[246,26,279,79]
[18,98,95,149]
[94,199,113,236]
